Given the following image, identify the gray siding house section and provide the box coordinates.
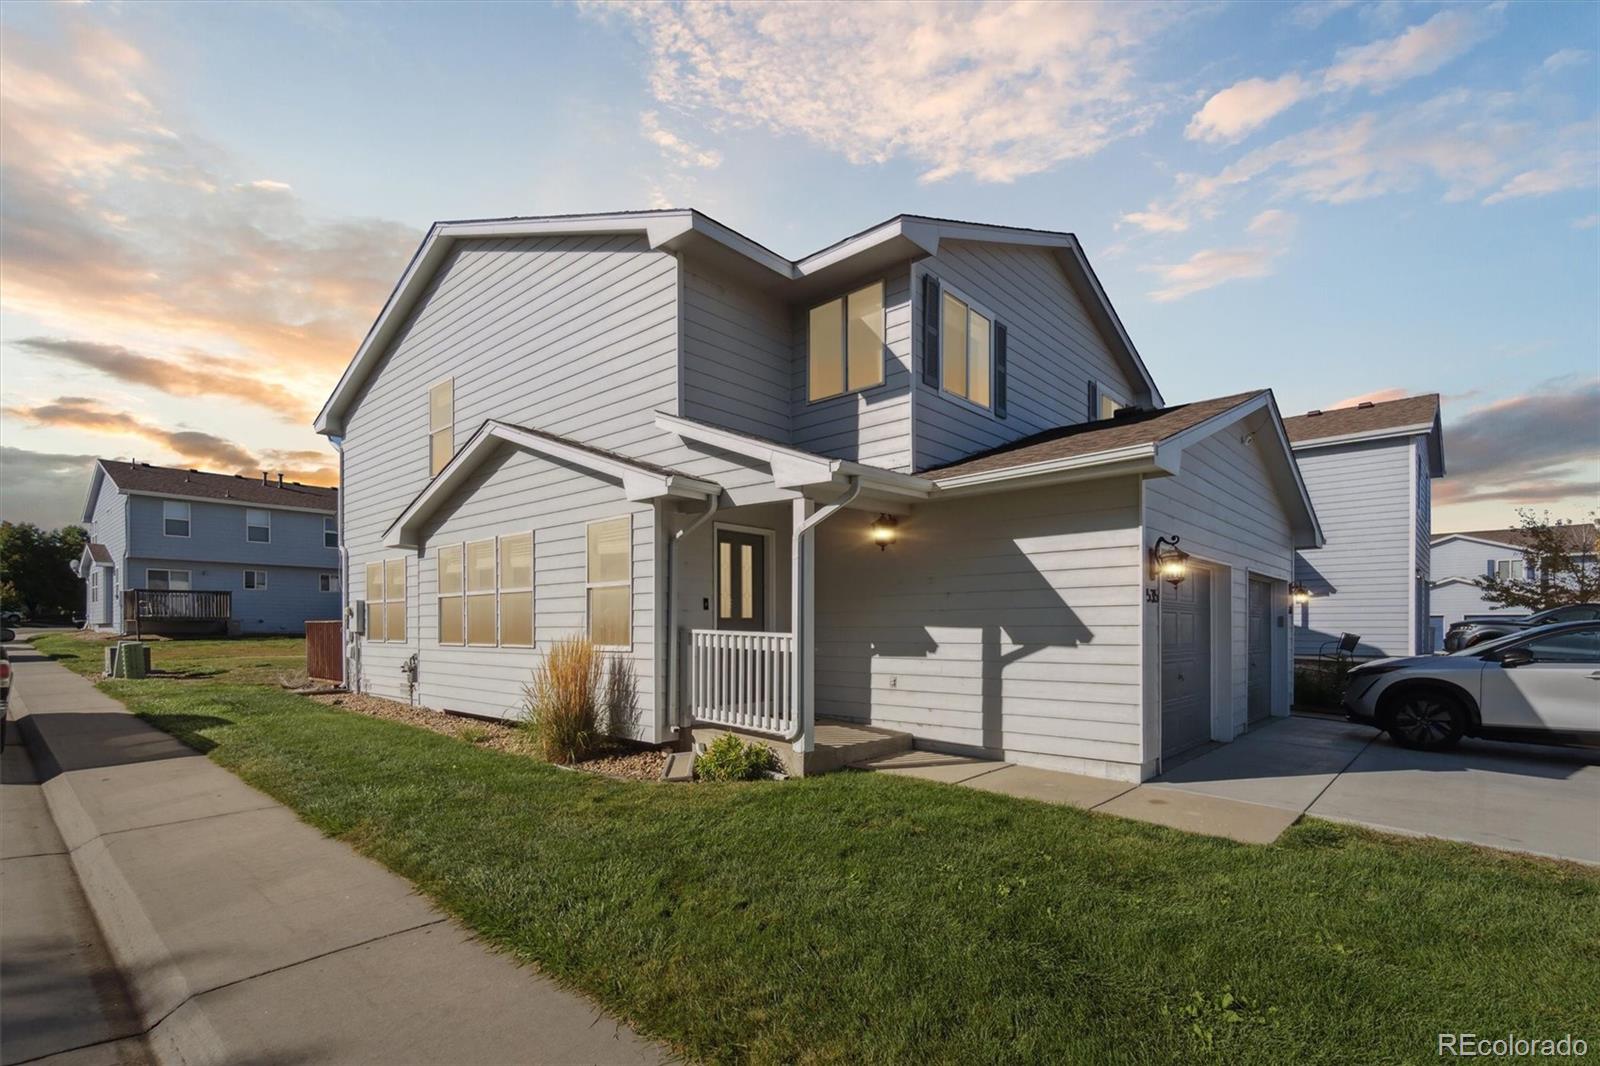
[85,476,127,628]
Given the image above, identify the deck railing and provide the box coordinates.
[689,629,794,737]
[123,589,231,627]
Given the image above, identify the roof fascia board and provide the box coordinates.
[120,489,336,516]
[933,443,1164,493]
[1288,422,1435,451]
[654,412,931,497]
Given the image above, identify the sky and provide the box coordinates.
[1,0,1596,534]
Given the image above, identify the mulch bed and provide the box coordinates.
[308,692,669,780]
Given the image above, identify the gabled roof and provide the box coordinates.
[77,542,112,577]
[315,209,1162,435]
[1282,394,1444,475]
[384,420,719,549]
[1432,523,1597,550]
[86,459,336,519]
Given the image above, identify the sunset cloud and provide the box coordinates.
[1143,209,1296,301]
[591,1,1179,184]
[1434,378,1600,508]
[1186,74,1310,145]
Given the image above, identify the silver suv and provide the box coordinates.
[1443,603,1600,652]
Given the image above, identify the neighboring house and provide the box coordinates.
[316,210,1322,782]
[76,460,340,636]
[1430,523,1600,646]
[1283,396,1444,659]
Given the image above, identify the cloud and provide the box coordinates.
[0,446,100,528]
[0,23,419,381]
[1186,74,1311,144]
[589,1,1179,183]
[1327,387,1408,409]
[1433,378,1600,508]
[4,397,337,484]
[1322,6,1500,93]
[1542,49,1591,75]
[640,111,721,169]
[1143,209,1296,301]
[1284,0,1357,30]
[10,337,314,421]
[1573,214,1600,230]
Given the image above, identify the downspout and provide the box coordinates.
[667,493,720,733]
[787,475,863,752]
[330,436,352,692]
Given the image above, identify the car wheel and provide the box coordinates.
[1385,689,1466,751]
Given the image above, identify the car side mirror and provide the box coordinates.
[1498,647,1534,668]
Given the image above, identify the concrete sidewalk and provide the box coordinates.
[8,645,668,1065]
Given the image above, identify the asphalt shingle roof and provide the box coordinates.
[99,460,337,511]
[1433,523,1597,549]
[1282,394,1439,444]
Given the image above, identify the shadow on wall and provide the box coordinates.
[816,499,1104,754]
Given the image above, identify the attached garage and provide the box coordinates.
[1160,565,1213,760]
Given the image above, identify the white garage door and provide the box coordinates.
[1161,565,1212,759]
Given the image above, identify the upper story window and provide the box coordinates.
[1490,557,1528,581]
[163,500,190,537]
[1088,381,1127,421]
[324,517,338,548]
[920,274,1007,418]
[807,281,885,402]
[587,517,632,648]
[246,508,271,543]
[429,378,453,477]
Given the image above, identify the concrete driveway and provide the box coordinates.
[1149,715,1600,864]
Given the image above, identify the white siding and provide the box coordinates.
[1144,418,1296,740]
[1413,437,1433,653]
[1291,438,1414,657]
[791,271,915,471]
[680,260,794,442]
[813,478,1146,781]
[913,240,1143,471]
[1430,536,1527,628]
[400,444,657,730]
[86,474,127,631]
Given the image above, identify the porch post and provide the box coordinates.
[791,496,816,754]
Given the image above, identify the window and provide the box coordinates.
[1088,381,1127,421]
[91,579,100,604]
[807,281,885,401]
[1515,628,1600,664]
[147,568,192,591]
[465,539,497,646]
[243,569,268,590]
[429,379,453,477]
[163,500,190,537]
[1491,557,1527,581]
[586,517,631,647]
[437,545,464,646]
[499,533,534,647]
[246,508,271,543]
[324,517,338,548]
[319,573,339,593]
[940,289,992,408]
[365,559,406,642]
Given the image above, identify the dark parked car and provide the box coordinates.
[1444,603,1600,652]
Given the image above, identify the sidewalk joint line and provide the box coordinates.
[67,802,284,849]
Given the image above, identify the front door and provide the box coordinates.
[715,529,767,632]
[1160,565,1212,759]
[1247,578,1272,724]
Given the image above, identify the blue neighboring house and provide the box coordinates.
[76,459,340,636]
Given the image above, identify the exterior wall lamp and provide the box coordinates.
[1290,582,1311,606]
[870,513,899,551]
[1149,535,1189,588]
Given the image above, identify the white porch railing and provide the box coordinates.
[689,629,795,737]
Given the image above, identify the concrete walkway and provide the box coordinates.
[855,715,1600,862]
[8,645,668,1065]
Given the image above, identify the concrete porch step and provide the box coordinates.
[687,718,912,777]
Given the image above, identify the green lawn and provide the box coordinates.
[39,630,308,684]
[30,633,1600,1064]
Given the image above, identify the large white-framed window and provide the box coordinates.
[437,544,464,646]
[498,532,534,648]
[91,577,100,604]
[246,508,271,543]
[147,568,192,591]
[465,539,497,646]
[429,378,454,477]
[1490,557,1529,581]
[243,569,268,590]
[807,280,885,402]
[586,516,632,648]
[365,559,406,642]
[319,573,339,593]
[939,286,993,410]
[324,517,338,548]
[163,500,191,538]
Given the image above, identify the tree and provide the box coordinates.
[0,522,90,620]
[1475,509,1600,612]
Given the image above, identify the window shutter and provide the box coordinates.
[1087,381,1100,421]
[993,322,1008,418]
[920,274,940,387]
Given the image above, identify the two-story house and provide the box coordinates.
[1430,523,1599,645]
[316,211,1322,782]
[1282,395,1445,659]
[76,460,340,636]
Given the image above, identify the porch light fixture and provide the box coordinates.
[1149,535,1189,588]
[870,513,899,551]
[1290,582,1311,606]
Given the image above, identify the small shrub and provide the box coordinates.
[604,654,640,739]
[1293,660,1351,709]
[694,733,780,782]
[521,636,603,764]
[456,724,493,745]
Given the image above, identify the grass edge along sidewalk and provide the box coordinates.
[29,633,1600,1066]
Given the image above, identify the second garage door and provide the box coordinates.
[1161,565,1212,759]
